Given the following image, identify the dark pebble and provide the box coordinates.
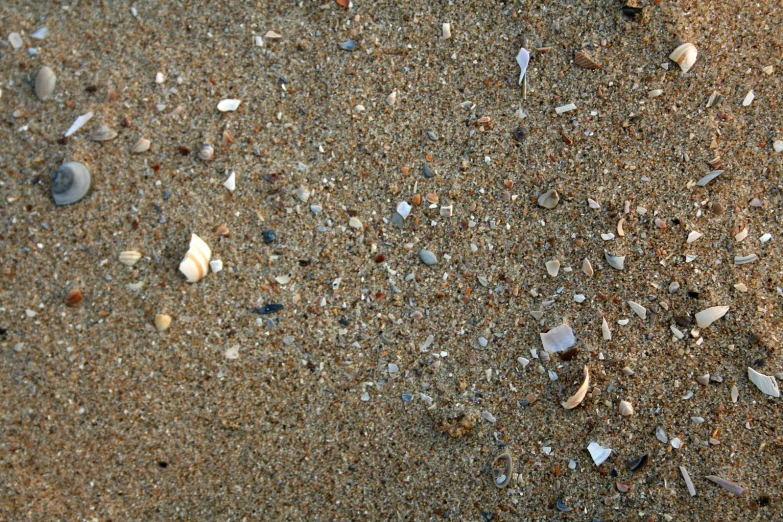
[423,161,435,178]
[555,498,572,512]
[339,317,349,326]
[622,4,643,16]
[262,230,276,243]
[253,303,283,315]
[163,189,170,200]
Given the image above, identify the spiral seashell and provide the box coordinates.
[178,234,212,283]
[52,162,91,205]
[669,42,697,73]
[198,145,214,161]
[35,66,56,101]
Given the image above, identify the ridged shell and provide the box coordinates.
[90,124,118,141]
[179,234,212,283]
[52,162,91,205]
[154,314,172,332]
[119,250,142,266]
[198,145,214,161]
[669,42,697,73]
[747,367,780,398]
[35,66,56,101]
[574,50,602,69]
[131,137,150,153]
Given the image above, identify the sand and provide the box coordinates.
[1,0,782,519]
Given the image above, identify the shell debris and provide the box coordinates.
[747,367,780,398]
[669,42,697,73]
[540,324,575,353]
[694,306,729,328]
[618,400,634,416]
[545,259,560,277]
[562,366,589,409]
[217,99,241,112]
[574,50,602,69]
[605,252,625,270]
[52,162,91,205]
[705,475,748,497]
[154,314,172,332]
[179,234,212,283]
[582,258,593,276]
[537,189,559,209]
[587,442,612,466]
[119,250,142,266]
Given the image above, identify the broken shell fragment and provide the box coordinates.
[574,50,602,69]
[734,254,757,265]
[217,99,241,112]
[154,314,172,332]
[441,23,452,40]
[131,137,151,153]
[582,258,593,276]
[587,442,612,466]
[516,47,530,85]
[90,124,118,141]
[695,306,729,328]
[385,91,397,106]
[545,259,560,277]
[537,189,559,209]
[602,317,611,340]
[491,452,512,488]
[198,145,214,161]
[52,162,91,205]
[35,66,56,101]
[696,170,723,186]
[540,324,575,353]
[209,259,223,273]
[178,234,212,283]
[619,400,634,416]
[605,252,625,270]
[705,475,748,497]
[734,226,748,241]
[562,366,590,409]
[680,466,697,497]
[747,367,780,398]
[223,171,236,192]
[396,201,411,219]
[64,288,84,306]
[742,90,754,107]
[617,218,626,237]
[686,231,703,243]
[627,300,647,320]
[119,250,142,266]
[669,42,698,73]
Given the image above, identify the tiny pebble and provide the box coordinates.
[420,249,438,265]
[262,230,276,243]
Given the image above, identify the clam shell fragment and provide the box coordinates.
[154,314,172,332]
[747,367,780,398]
[64,111,94,137]
[605,252,625,270]
[619,400,634,416]
[217,99,241,112]
[695,306,729,328]
[178,234,212,283]
[540,323,575,353]
[35,66,56,101]
[119,250,142,266]
[537,189,559,209]
[582,258,593,276]
[545,259,560,277]
[131,137,151,153]
[52,162,91,205]
[574,50,602,69]
[90,124,118,142]
[587,442,612,466]
[562,366,589,409]
[628,300,647,320]
[669,42,698,73]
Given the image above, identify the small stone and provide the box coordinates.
[537,189,559,209]
[420,249,438,265]
[339,40,356,51]
[423,161,436,178]
[388,363,399,374]
[262,230,276,243]
[696,374,710,385]
[348,217,363,229]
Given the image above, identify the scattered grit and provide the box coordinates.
[1,0,782,520]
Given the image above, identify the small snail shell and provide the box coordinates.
[179,234,212,283]
[52,162,91,205]
[198,145,214,161]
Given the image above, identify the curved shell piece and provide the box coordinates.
[582,258,593,276]
[35,66,56,100]
[52,162,91,205]
[562,366,590,409]
[747,367,780,398]
[669,42,697,73]
[178,234,212,283]
[587,441,612,466]
[154,314,172,332]
[605,252,625,270]
[628,300,647,320]
[619,400,635,416]
[695,305,729,328]
[131,137,150,153]
[574,50,602,70]
[217,99,241,112]
[491,452,513,488]
[537,189,559,209]
[119,250,142,266]
[90,124,118,141]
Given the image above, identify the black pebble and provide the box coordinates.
[422,161,435,178]
[158,461,168,468]
[339,317,349,326]
[262,230,276,243]
[253,303,283,315]
[622,5,643,17]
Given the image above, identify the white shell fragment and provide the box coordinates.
[605,252,625,270]
[628,300,647,320]
[582,258,593,277]
[396,201,411,219]
[275,273,292,285]
[686,231,703,243]
[562,366,589,409]
[441,23,452,39]
[537,189,559,209]
[680,466,697,497]
[223,171,236,192]
[90,124,118,142]
[742,90,754,107]
[131,137,151,153]
[385,91,397,106]
[295,186,311,203]
[64,111,94,137]
[8,32,23,49]
[348,217,363,229]
[601,233,615,241]
[540,324,575,353]
[695,306,729,328]
[225,345,240,359]
[734,254,758,265]
[656,426,668,443]
[154,314,172,332]
[759,233,772,243]
[545,259,560,277]
[747,367,780,398]
[734,226,748,242]
[774,140,783,153]
[734,283,748,293]
[587,198,600,209]
[217,99,241,112]
[209,259,223,273]
[618,400,634,416]
[264,31,282,39]
[516,47,530,85]
[696,170,723,186]
[705,475,748,497]
[119,250,142,266]
[178,234,212,283]
[587,442,612,466]
[602,318,611,340]
[555,103,577,114]
[669,42,697,73]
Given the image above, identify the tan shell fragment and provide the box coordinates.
[90,124,118,141]
[119,250,142,266]
[35,66,56,101]
[619,400,634,416]
[179,234,212,283]
[617,218,626,237]
[705,475,748,497]
[574,50,602,70]
[131,137,151,153]
[669,42,697,73]
[562,366,590,409]
[582,258,593,277]
[537,189,559,209]
[154,314,172,332]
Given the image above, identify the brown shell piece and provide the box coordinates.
[64,288,84,306]
[574,50,602,70]
[492,452,513,488]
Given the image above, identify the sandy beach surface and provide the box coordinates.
[1,0,782,519]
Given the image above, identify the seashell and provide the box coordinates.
[396,201,411,220]
[555,103,577,114]
[617,218,626,237]
[52,162,91,205]
[64,111,94,137]
[295,186,311,203]
[605,252,625,270]
[441,23,452,40]
[530,310,543,320]
[734,282,748,292]
[628,300,647,320]
[198,145,214,161]
[762,65,774,75]
[225,345,240,359]
[90,124,118,141]
[587,441,612,466]
[705,475,748,497]
[759,233,772,243]
[734,226,748,241]
[537,189,559,209]
[31,27,49,40]
[747,367,780,398]
[582,258,593,277]
[742,90,754,107]
[131,137,151,153]
[686,231,703,243]
[671,437,682,449]
[774,140,783,153]
[64,288,84,306]
[425,193,439,204]
[8,32,23,49]
[35,66,56,101]
[696,373,710,385]
[655,217,667,230]
[348,217,363,229]
[545,259,560,277]
[555,498,572,512]
[339,40,356,51]
[217,99,241,112]
[439,205,453,217]
[602,317,611,340]
[516,47,530,85]
[649,89,663,98]
[587,198,600,209]
[696,169,722,186]
[209,259,223,273]
[178,233,212,283]
[154,314,172,332]
[223,171,236,192]
[656,426,668,443]
[264,30,282,39]
[731,385,739,403]
[629,454,648,473]
[601,233,615,241]
[274,273,292,285]
[491,452,512,488]
[619,400,634,416]
[539,349,551,363]
[695,305,729,328]
[385,91,397,105]
[574,50,602,69]
[734,254,757,265]
[562,366,590,409]
[749,197,763,207]
[680,466,697,497]
[422,161,435,178]
[669,42,697,73]
[540,323,575,353]
[119,250,142,266]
